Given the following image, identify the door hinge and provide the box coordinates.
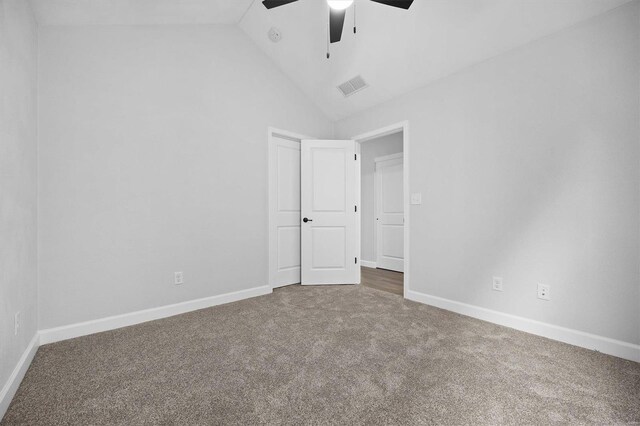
[354,154,357,160]
[355,205,357,212]
[355,257,358,264]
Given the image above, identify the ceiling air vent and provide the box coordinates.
[337,75,368,97]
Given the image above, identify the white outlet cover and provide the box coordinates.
[174,272,184,285]
[537,283,550,300]
[492,277,503,291]
[14,312,20,335]
[410,193,422,205]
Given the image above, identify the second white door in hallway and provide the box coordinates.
[375,153,404,272]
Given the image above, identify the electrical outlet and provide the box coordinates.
[492,277,503,292]
[174,271,184,285]
[537,283,550,301]
[14,312,20,335]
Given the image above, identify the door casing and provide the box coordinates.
[267,121,410,297]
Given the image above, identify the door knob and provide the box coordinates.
[303,217,313,223]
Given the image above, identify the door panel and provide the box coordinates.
[277,145,301,212]
[382,163,403,212]
[381,225,403,259]
[269,136,302,287]
[376,155,404,272]
[312,227,346,268]
[312,150,346,211]
[277,226,301,270]
[302,140,358,285]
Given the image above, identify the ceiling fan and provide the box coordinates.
[262,0,414,58]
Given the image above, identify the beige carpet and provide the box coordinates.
[2,285,639,425]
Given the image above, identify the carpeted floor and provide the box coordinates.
[2,285,639,425]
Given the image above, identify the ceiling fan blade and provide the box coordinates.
[369,0,414,9]
[329,8,346,43]
[262,0,299,9]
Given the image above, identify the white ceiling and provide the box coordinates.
[30,0,634,120]
[239,0,633,120]
[29,0,254,26]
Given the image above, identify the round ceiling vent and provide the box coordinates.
[268,27,282,43]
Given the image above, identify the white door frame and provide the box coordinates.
[374,152,404,272]
[267,127,313,289]
[352,121,410,298]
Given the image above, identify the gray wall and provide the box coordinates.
[360,133,403,263]
[337,2,640,345]
[37,25,332,329]
[0,0,38,392]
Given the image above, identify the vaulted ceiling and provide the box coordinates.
[30,0,633,121]
[239,0,633,120]
[29,0,254,25]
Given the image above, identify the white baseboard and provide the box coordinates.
[406,290,640,363]
[0,333,39,420]
[40,285,272,345]
[360,260,377,268]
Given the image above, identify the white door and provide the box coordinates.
[375,154,404,272]
[269,135,302,287]
[301,140,358,285]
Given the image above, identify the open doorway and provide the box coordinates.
[353,122,409,297]
[268,123,409,295]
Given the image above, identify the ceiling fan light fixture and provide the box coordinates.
[327,0,353,11]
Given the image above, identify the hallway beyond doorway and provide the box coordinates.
[361,266,403,296]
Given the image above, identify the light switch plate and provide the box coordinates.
[411,193,422,205]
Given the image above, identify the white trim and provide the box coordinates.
[352,122,404,143]
[406,290,640,363]
[40,286,272,345]
[355,142,362,284]
[269,127,313,143]
[360,260,377,268]
[267,127,314,290]
[352,121,409,298]
[374,152,403,164]
[0,333,39,420]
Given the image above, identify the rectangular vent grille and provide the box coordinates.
[337,75,368,97]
